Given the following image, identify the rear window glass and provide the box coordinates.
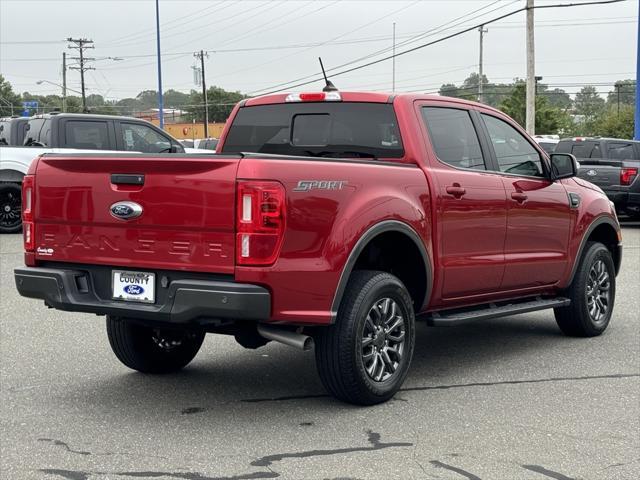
[221,102,403,158]
[24,118,48,146]
[65,121,110,149]
[607,143,634,160]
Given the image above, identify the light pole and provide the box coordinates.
[155,0,165,130]
[36,80,83,111]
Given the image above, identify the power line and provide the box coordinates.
[248,0,628,97]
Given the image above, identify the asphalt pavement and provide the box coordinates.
[1,223,639,480]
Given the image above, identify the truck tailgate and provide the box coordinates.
[577,161,619,188]
[33,154,240,274]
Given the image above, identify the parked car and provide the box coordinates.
[555,137,640,218]
[0,113,190,233]
[15,91,621,405]
[180,139,195,148]
[194,137,219,151]
[0,116,29,146]
[533,135,559,155]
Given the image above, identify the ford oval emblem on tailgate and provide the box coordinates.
[110,201,143,220]
[586,169,597,177]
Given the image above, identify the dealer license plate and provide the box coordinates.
[112,270,155,303]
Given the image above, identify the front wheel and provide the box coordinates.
[554,242,616,337]
[315,271,415,405]
[106,316,205,373]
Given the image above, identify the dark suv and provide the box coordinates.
[0,117,29,146]
[22,113,185,153]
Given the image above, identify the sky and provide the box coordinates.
[0,0,637,103]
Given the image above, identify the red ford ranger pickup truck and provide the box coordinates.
[14,91,622,405]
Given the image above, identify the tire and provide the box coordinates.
[315,270,415,405]
[0,183,22,234]
[554,242,616,337]
[106,316,205,373]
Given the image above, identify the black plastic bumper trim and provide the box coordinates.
[14,267,270,324]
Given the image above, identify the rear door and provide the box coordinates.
[418,102,507,299]
[34,154,240,274]
[478,112,572,290]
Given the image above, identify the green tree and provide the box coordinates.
[574,86,605,120]
[607,79,636,108]
[499,82,570,134]
[186,86,245,123]
[541,87,572,110]
[593,105,634,139]
[0,75,23,116]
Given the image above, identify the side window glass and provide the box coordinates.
[482,114,544,177]
[421,107,485,170]
[121,123,171,153]
[65,121,108,149]
[607,143,633,160]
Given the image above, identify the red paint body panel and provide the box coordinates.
[33,156,239,273]
[25,92,621,325]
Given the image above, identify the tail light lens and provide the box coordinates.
[22,175,35,252]
[236,181,286,266]
[620,167,638,186]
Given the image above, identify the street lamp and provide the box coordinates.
[36,80,82,95]
[37,80,83,112]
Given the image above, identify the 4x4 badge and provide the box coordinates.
[110,201,143,220]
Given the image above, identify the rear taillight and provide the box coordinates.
[22,175,35,252]
[620,167,638,186]
[236,181,286,266]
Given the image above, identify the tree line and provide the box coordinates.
[439,74,635,139]
[1,73,635,139]
[0,75,244,123]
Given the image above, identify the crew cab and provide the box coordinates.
[0,113,188,233]
[556,137,640,218]
[14,91,622,405]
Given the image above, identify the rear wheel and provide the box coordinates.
[315,271,415,405]
[554,242,616,337]
[0,183,22,234]
[106,316,205,373]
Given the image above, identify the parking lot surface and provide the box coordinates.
[1,223,639,480]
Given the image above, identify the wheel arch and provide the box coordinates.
[0,169,25,184]
[330,220,432,322]
[568,216,622,285]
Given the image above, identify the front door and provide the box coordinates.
[479,112,572,290]
[419,104,507,300]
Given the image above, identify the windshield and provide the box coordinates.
[221,102,404,158]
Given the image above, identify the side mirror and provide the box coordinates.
[170,143,184,154]
[550,153,578,180]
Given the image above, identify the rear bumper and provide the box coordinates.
[14,267,271,325]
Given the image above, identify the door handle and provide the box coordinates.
[511,191,528,203]
[111,174,145,185]
[446,185,466,198]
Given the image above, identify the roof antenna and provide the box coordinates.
[318,57,337,92]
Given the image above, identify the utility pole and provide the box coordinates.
[616,83,620,116]
[155,0,164,130]
[478,25,487,104]
[62,52,67,113]
[525,0,535,135]
[195,50,209,138]
[67,38,94,113]
[392,22,396,92]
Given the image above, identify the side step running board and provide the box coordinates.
[421,297,570,326]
